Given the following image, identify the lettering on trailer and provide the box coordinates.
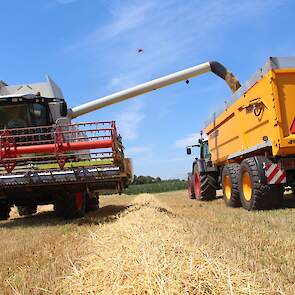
[264,163,286,185]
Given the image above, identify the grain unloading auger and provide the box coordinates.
[0,61,240,219]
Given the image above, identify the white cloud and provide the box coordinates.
[115,101,145,140]
[66,1,154,51]
[174,133,200,149]
[101,2,154,40]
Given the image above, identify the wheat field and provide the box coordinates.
[0,191,295,294]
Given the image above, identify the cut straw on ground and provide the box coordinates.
[61,194,274,294]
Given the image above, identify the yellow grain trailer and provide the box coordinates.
[187,57,295,210]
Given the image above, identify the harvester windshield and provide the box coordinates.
[0,102,50,129]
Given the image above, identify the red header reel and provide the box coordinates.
[0,121,122,173]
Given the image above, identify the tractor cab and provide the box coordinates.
[186,138,211,161]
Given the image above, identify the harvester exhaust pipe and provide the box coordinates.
[69,61,240,119]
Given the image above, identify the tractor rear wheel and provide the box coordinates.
[0,202,10,220]
[17,205,37,216]
[54,192,86,219]
[222,164,241,207]
[187,173,195,199]
[238,157,283,210]
[193,166,217,200]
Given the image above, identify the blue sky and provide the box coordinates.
[0,0,294,179]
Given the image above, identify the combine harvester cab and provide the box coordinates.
[188,57,295,210]
[0,78,132,220]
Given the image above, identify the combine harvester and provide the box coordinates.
[0,79,133,219]
[0,56,293,220]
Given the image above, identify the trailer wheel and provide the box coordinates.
[86,192,100,211]
[193,167,217,200]
[187,173,195,199]
[0,203,10,220]
[54,192,86,219]
[222,164,241,207]
[17,205,37,216]
[239,157,283,210]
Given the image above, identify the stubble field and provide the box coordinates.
[0,190,295,294]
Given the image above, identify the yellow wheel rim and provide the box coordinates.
[224,175,231,200]
[242,171,252,201]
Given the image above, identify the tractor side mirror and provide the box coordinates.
[186,147,192,155]
[60,101,68,117]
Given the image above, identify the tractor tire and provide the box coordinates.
[187,173,195,199]
[54,192,86,219]
[86,192,99,211]
[222,164,241,207]
[193,166,217,200]
[0,203,10,220]
[238,157,284,210]
[17,205,37,217]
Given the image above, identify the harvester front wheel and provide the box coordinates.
[17,205,37,216]
[221,164,241,207]
[187,173,195,199]
[193,167,217,200]
[238,157,283,210]
[86,192,99,211]
[0,202,10,220]
[54,192,86,219]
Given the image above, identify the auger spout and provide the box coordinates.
[69,61,240,119]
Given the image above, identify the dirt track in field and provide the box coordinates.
[1,191,295,294]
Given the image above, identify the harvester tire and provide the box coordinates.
[187,173,195,199]
[238,157,283,210]
[193,166,217,200]
[0,203,10,220]
[17,205,37,216]
[54,192,86,219]
[222,164,241,207]
[86,192,99,211]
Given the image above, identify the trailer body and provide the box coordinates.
[205,57,295,164]
[187,57,295,210]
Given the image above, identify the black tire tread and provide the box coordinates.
[239,157,283,210]
[199,173,217,200]
[54,192,86,219]
[0,203,10,220]
[17,205,37,216]
[86,192,100,211]
[187,173,195,199]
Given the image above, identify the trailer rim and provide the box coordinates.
[242,171,252,201]
[224,175,231,200]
